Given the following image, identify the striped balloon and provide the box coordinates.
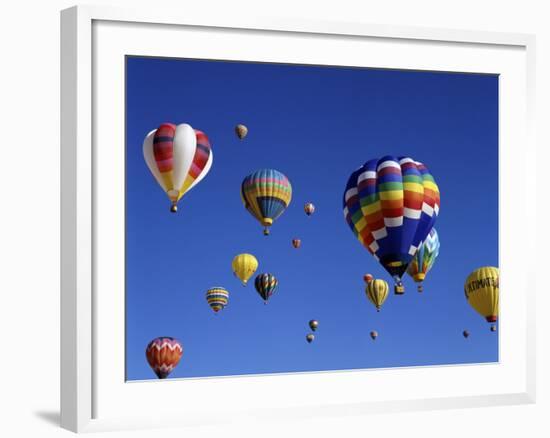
[241,169,292,235]
[145,337,183,379]
[343,156,440,288]
[254,273,278,303]
[143,123,213,212]
[206,287,229,313]
[407,227,440,292]
[365,278,389,312]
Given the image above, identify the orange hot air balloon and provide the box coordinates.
[145,337,183,379]
[292,238,301,249]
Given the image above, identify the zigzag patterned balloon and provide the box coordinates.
[145,337,183,379]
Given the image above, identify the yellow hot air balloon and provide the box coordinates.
[232,253,258,286]
[365,278,389,312]
[464,266,499,325]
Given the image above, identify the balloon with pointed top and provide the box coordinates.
[143,123,213,212]
[370,330,378,341]
[232,253,258,286]
[254,273,278,303]
[241,169,292,235]
[235,124,248,140]
[292,238,301,249]
[206,287,229,313]
[306,333,315,343]
[145,337,183,379]
[304,202,315,216]
[309,320,319,331]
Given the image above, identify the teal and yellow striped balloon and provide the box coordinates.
[241,169,292,235]
[206,287,229,313]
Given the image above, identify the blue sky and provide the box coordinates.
[125,56,498,381]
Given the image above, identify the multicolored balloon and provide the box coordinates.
[464,266,499,328]
[407,228,440,292]
[306,333,315,343]
[145,337,183,379]
[235,124,248,140]
[232,253,258,286]
[343,156,440,293]
[365,278,389,312]
[292,238,301,249]
[206,287,229,313]
[370,330,378,341]
[304,202,315,216]
[241,169,292,235]
[309,319,319,331]
[143,123,213,212]
[254,273,278,303]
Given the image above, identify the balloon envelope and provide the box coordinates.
[232,253,258,286]
[241,169,292,235]
[464,266,499,323]
[206,287,229,313]
[365,279,389,311]
[145,337,183,379]
[343,156,440,284]
[254,273,278,303]
[143,123,213,212]
[235,124,248,139]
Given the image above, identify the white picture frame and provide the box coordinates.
[60,4,536,433]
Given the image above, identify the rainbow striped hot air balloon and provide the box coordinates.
[143,123,213,212]
[145,337,183,379]
[343,156,440,294]
[241,169,292,235]
[206,287,229,313]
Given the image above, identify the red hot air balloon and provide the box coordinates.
[145,337,183,379]
[363,273,374,283]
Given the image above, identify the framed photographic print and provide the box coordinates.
[61,5,536,433]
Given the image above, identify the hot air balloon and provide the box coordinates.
[363,273,374,283]
[292,238,301,249]
[309,320,319,331]
[143,123,213,212]
[206,287,229,313]
[343,156,440,294]
[490,325,497,332]
[306,334,315,343]
[241,169,292,235]
[235,124,248,140]
[463,330,470,339]
[304,202,315,216]
[365,278,389,312]
[407,228,440,292]
[464,266,499,329]
[254,273,278,304]
[232,253,258,286]
[370,330,378,341]
[145,337,183,379]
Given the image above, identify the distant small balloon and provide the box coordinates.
[363,273,374,283]
[206,287,229,313]
[235,124,248,139]
[306,333,315,343]
[370,330,378,341]
[304,202,315,216]
[490,325,497,332]
[292,238,301,249]
[463,330,470,339]
[309,320,319,331]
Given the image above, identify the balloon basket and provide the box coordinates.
[170,204,178,213]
